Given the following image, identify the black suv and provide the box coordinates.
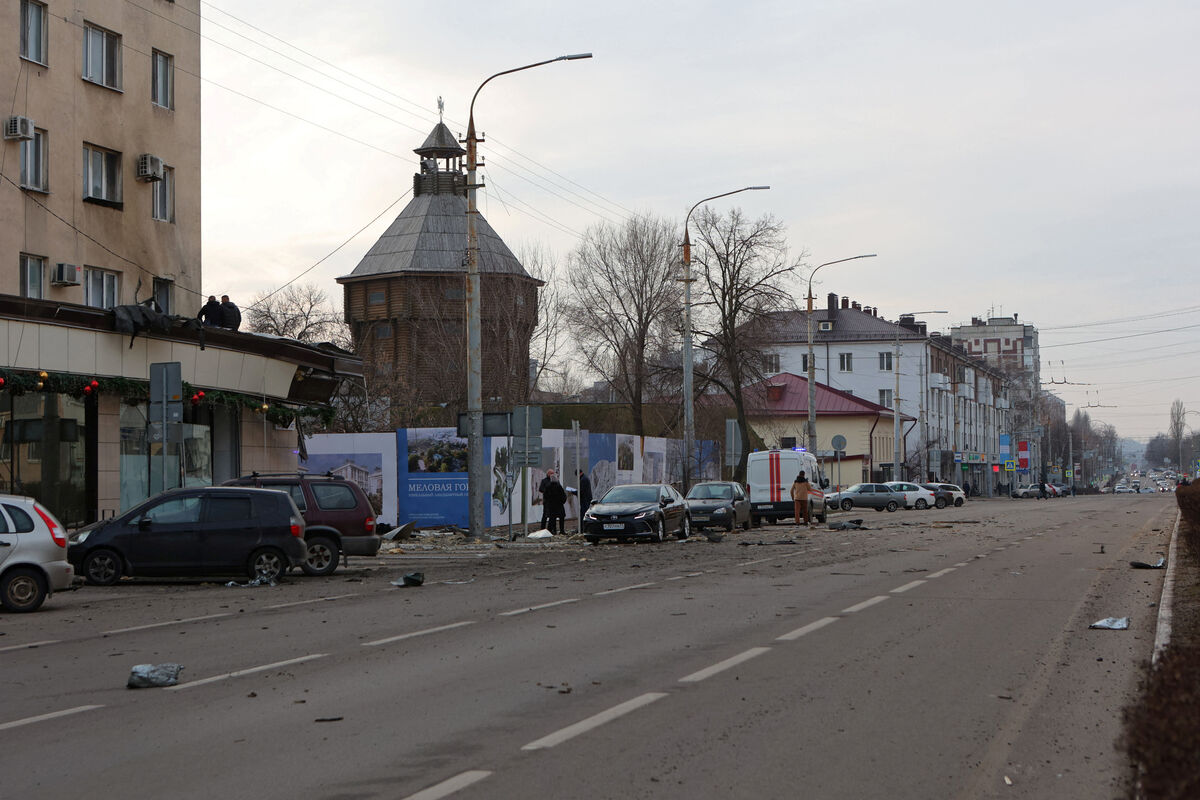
[222,473,381,576]
[69,487,307,584]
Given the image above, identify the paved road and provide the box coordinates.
[0,495,1177,799]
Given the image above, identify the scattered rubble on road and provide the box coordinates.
[391,572,424,587]
[127,663,183,688]
[1130,557,1167,569]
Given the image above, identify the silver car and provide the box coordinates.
[0,495,75,612]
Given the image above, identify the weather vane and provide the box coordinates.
[437,96,444,121]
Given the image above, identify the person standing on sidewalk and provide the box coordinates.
[791,471,813,526]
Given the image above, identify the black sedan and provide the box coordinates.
[582,483,690,544]
[685,481,751,531]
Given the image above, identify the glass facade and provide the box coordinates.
[119,401,239,511]
[0,392,91,528]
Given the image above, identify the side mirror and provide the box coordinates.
[138,517,152,530]
[820,478,830,489]
[660,497,670,507]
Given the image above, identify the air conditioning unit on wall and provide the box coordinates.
[136,153,164,182]
[3,115,35,140]
[51,263,80,286]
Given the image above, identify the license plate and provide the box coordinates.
[756,504,773,509]
[603,523,624,530]
[692,515,709,522]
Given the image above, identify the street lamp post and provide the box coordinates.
[464,53,591,539]
[805,255,877,453]
[892,310,946,481]
[680,186,769,491]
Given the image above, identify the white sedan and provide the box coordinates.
[884,481,938,510]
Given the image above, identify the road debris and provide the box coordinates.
[1089,617,1130,630]
[1130,557,1166,569]
[828,520,866,530]
[527,529,553,540]
[705,531,725,543]
[383,521,416,541]
[127,663,183,688]
[225,576,276,588]
[391,572,425,587]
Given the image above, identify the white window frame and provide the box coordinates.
[82,23,122,90]
[84,267,119,309]
[878,351,893,371]
[879,389,893,408]
[20,128,47,192]
[839,353,853,372]
[151,50,173,109]
[20,0,48,65]
[762,353,780,374]
[19,253,45,299]
[152,165,174,221]
[82,143,121,203]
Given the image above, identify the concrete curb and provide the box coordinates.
[1152,510,1182,664]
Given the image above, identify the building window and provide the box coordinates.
[839,353,853,372]
[151,50,173,108]
[82,144,121,204]
[83,23,121,89]
[375,323,393,339]
[367,290,386,306]
[19,254,44,299]
[152,277,173,314]
[878,351,893,371]
[20,1,47,64]
[780,436,797,449]
[19,128,47,191]
[152,166,174,221]
[84,267,119,309]
[879,389,893,407]
[762,353,780,374]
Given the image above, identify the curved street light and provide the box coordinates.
[464,53,592,539]
[680,186,770,490]
[805,254,877,452]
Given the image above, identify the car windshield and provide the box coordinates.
[844,484,866,493]
[687,484,732,500]
[601,485,658,504]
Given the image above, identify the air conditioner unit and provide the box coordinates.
[818,321,834,332]
[136,153,164,182]
[3,115,35,140]
[51,263,80,286]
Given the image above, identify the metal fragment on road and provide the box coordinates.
[225,575,276,588]
[127,663,183,688]
[1129,557,1166,569]
[391,572,425,587]
[1089,617,1130,630]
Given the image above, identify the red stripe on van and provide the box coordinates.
[769,451,780,502]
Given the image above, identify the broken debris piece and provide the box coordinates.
[127,663,183,688]
[1130,557,1166,569]
[1089,617,1130,630]
[391,572,425,587]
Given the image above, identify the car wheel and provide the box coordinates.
[677,516,690,540]
[840,499,853,511]
[954,498,964,507]
[0,567,47,613]
[935,497,947,509]
[742,514,751,531]
[586,536,600,545]
[726,513,736,533]
[651,518,665,543]
[248,548,286,582]
[301,536,339,577]
[765,516,777,525]
[83,549,122,586]
[915,499,928,510]
[886,501,899,512]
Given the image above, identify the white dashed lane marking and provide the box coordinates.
[166,653,328,691]
[926,568,956,579]
[104,612,232,634]
[402,770,493,800]
[266,593,358,609]
[891,580,926,594]
[594,582,656,596]
[0,639,58,652]
[499,598,579,617]
[842,596,890,614]
[522,693,668,750]
[363,621,476,647]
[679,647,772,683]
[0,704,103,731]
[777,616,838,641]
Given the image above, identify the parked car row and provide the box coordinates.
[1,472,381,613]
[824,482,967,512]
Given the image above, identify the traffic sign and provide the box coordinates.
[1004,460,1016,471]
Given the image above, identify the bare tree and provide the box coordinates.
[566,214,682,436]
[247,284,347,344]
[1170,399,1187,469]
[518,242,573,395]
[690,208,801,480]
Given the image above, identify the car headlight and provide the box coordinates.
[633,511,651,519]
[713,507,729,515]
[70,531,89,545]
[583,512,596,521]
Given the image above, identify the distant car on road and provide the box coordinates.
[1114,486,1136,494]
[685,481,751,532]
[924,483,966,507]
[69,487,307,585]
[884,481,937,510]
[825,483,902,512]
[1012,484,1040,498]
[0,495,74,612]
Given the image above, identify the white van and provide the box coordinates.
[746,449,828,525]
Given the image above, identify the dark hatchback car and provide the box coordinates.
[582,483,690,544]
[68,487,307,585]
[223,473,380,576]
[685,481,751,531]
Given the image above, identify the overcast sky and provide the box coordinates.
[198,1,1200,446]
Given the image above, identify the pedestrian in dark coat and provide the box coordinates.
[577,469,593,513]
[198,296,223,327]
[220,295,241,331]
[541,474,567,535]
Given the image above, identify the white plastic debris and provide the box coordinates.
[527,529,553,540]
[1089,617,1130,630]
[127,663,183,688]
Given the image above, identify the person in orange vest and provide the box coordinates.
[790,471,813,526]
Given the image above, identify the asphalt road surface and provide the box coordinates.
[0,495,1177,799]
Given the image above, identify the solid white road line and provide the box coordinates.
[104,612,232,634]
[594,582,656,596]
[166,653,327,691]
[776,617,838,642]
[266,593,358,609]
[954,562,970,567]
[0,704,103,731]
[402,770,493,800]
[522,693,668,750]
[363,621,476,647]
[926,568,956,579]
[499,598,578,616]
[0,639,59,652]
[891,580,926,594]
[680,647,772,683]
[842,596,890,614]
